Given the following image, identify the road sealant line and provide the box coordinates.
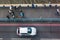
[0,24,60,26]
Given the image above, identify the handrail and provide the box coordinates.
[0,18,60,22]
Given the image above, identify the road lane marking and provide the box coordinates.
[0,38,3,40]
[11,38,31,40]
[40,38,60,40]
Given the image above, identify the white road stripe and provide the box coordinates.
[40,38,60,40]
[11,38,31,40]
[0,38,3,40]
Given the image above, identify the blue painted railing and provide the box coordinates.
[0,18,60,22]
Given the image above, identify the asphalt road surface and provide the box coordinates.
[0,26,60,40]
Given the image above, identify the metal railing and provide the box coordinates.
[0,18,60,22]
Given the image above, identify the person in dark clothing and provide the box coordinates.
[14,6,16,10]
[44,4,46,8]
[6,15,10,19]
[8,10,15,16]
[49,5,51,7]
[56,9,60,16]
[32,3,35,8]
[11,12,15,16]
[55,5,58,8]
[12,15,15,18]
[49,2,52,7]
[19,10,24,18]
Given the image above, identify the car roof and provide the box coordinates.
[20,27,28,33]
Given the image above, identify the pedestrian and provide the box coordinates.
[32,3,35,8]
[9,6,13,10]
[6,15,10,19]
[14,6,16,10]
[19,10,24,18]
[8,10,15,16]
[56,9,60,16]
[49,2,51,7]
[11,12,15,16]
[55,5,58,8]
[12,15,15,18]
[43,4,46,8]
[8,10,12,15]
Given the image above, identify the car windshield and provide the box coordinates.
[28,27,32,34]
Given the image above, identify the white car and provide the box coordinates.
[17,27,36,37]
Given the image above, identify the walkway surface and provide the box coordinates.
[0,7,60,18]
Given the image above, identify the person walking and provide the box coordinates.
[12,15,15,18]
[49,2,51,7]
[6,15,10,19]
[56,9,60,16]
[19,10,24,18]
